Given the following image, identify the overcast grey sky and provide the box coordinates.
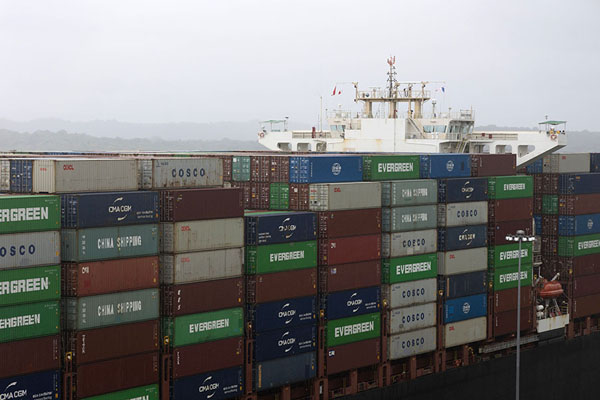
[1,0,599,133]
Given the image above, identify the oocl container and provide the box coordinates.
[0,265,60,306]
[289,155,363,183]
[317,208,382,239]
[0,195,60,233]
[323,286,381,320]
[382,279,437,309]
[326,312,380,347]
[437,247,488,275]
[245,212,317,245]
[437,225,487,251]
[163,307,243,347]
[160,248,243,285]
[254,352,316,391]
[443,293,487,323]
[254,324,317,361]
[362,155,420,181]
[0,300,59,342]
[172,366,243,400]
[487,176,533,199]
[0,335,60,378]
[159,188,243,222]
[382,229,437,258]
[326,337,381,375]
[389,302,436,334]
[160,218,244,253]
[388,326,436,360]
[246,268,317,304]
[443,316,486,348]
[543,153,590,174]
[172,337,243,378]
[419,154,471,178]
[148,158,223,188]
[245,241,317,274]
[162,277,244,316]
[0,231,60,270]
[437,177,488,203]
[558,213,600,236]
[382,253,437,284]
[320,260,381,293]
[437,201,488,227]
[309,182,381,211]
[248,296,316,333]
[381,180,438,207]
[382,205,437,232]
[558,233,600,257]
[0,370,60,400]
[318,234,381,265]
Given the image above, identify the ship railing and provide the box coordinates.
[356,88,430,100]
[470,132,520,141]
[420,110,474,120]
[291,131,340,139]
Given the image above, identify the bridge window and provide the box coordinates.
[423,125,447,133]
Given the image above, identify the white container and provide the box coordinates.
[160,247,243,284]
[543,153,590,174]
[382,278,437,309]
[438,247,488,275]
[444,316,487,348]
[437,201,488,227]
[388,327,437,360]
[382,229,437,258]
[0,231,60,270]
[33,159,139,193]
[0,161,9,192]
[309,182,381,211]
[150,158,223,189]
[160,218,244,253]
[389,302,437,334]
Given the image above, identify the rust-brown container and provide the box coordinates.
[558,254,600,277]
[250,182,270,209]
[542,215,558,236]
[220,155,233,182]
[251,155,271,182]
[289,183,310,211]
[162,277,244,316]
[470,154,516,177]
[488,220,533,246]
[160,188,243,222]
[493,287,533,313]
[318,234,381,266]
[573,273,600,298]
[493,307,533,337]
[62,256,159,297]
[573,293,600,318]
[326,338,381,375]
[0,335,60,378]
[75,352,159,398]
[488,198,533,223]
[247,267,317,304]
[317,209,382,239]
[541,236,558,257]
[172,337,243,379]
[542,174,559,195]
[534,174,544,194]
[319,260,381,293]
[233,182,252,209]
[534,196,543,214]
[559,193,600,215]
[270,156,290,182]
[67,320,159,365]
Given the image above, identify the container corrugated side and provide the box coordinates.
[172,337,243,378]
[245,212,317,245]
[9,160,32,193]
[269,183,289,210]
[159,188,243,222]
[443,316,486,348]
[470,154,516,177]
[326,312,380,347]
[0,300,59,343]
[320,260,381,293]
[381,180,438,207]
[0,195,60,233]
[489,264,533,291]
[382,229,437,258]
[160,248,243,285]
[388,327,436,360]
[163,307,243,347]
[248,296,317,333]
[323,286,381,320]
[362,155,420,181]
[245,241,317,274]
[232,156,251,182]
[255,352,316,391]
[382,205,437,232]
[317,208,382,239]
[0,335,60,378]
[382,279,437,309]
[382,253,437,284]
[440,270,487,299]
[487,176,533,199]
[437,225,487,251]
[0,370,60,400]
[437,177,488,203]
[0,160,9,192]
[326,338,381,375]
[82,384,159,400]
[419,154,471,178]
[437,201,488,227]
[488,242,533,268]
[246,268,317,304]
[558,213,600,236]
[0,231,60,270]
[160,218,244,253]
[543,153,590,174]
[389,302,436,334]
[289,155,363,183]
[318,234,381,265]
[65,288,159,330]
[437,247,488,275]
[443,293,487,323]
[255,324,317,361]
[162,278,244,316]
[172,366,243,400]
[559,173,600,195]
[151,158,223,188]
[309,182,381,211]
[0,265,60,306]
[33,159,139,193]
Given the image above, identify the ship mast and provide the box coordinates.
[387,56,398,118]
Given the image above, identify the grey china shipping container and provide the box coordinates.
[382,229,437,258]
[437,247,488,275]
[382,278,437,309]
[437,201,488,227]
[381,180,438,207]
[382,205,438,232]
[388,326,437,360]
[309,182,382,211]
[160,248,244,285]
[389,302,437,334]
[160,218,244,253]
[0,231,60,270]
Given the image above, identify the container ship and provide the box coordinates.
[0,151,599,400]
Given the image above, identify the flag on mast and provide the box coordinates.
[332,86,337,96]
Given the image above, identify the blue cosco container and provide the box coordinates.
[254,324,317,362]
[254,351,316,391]
[10,159,33,193]
[438,177,488,203]
[534,215,542,236]
[0,369,60,400]
[248,296,317,333]
[245,212,317,245]
[558,213,600,236]
[439,271,487,299]
[289,156,363,183]
[61,191,159,228]
[419,155,471,179]
[526,159,544,174]
[443,293,487,323]
[172,366,243,400]
[559,173,600,195]
[323,286,381,320]
[438,225,487,251]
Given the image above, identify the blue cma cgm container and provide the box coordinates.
[443,293,487,324]
[558,213,600,236]
[61,191,159,228]
[439,271,487,300]
[323,286,381,320]
[559,173,600,195]
[420,154,471,179]
[438,225,487,251]
[438,177,488,203]
[289,155,363,183]
[10,159,33,193]
[254,352,317,391]
[172,366,243,400]
[245,212,317,245]
[0,369,60,400]
[254,325,317,362]
[248,296,317,333]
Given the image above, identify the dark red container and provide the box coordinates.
[493,287,533,313]
[542,215,558,236]
[559,193,600,215]
[318,234,381,266]
[68,320,159,365]
[0,335,60,378]
[572,273,600,298]
[160,188,243,221]
[250,182,270,209]
[573,293,600,318]
[233,182,252,209]
[541,256,558,276]
[162,277,244,316]
[470,154,516,177]
[534,196,543,214]
[289,184,310,211]
[326,338,381,375]
[247,267,317,304]
[319,260,381,293]
[558,254,600,277]
[63,256,159,297]
[219,155,233,182]
[493,307,533,337]
[534,175,544,194]
[317,209,382,239]
[270,156,290,182]
[542,174,559,195]
[488,198,533,223]
[172,337,243,379]
[75,352,159,398]
[541,235,558,257]
[251,155,271,182]
[488,219,533,246]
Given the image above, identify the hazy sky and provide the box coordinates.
[1,0,599,132]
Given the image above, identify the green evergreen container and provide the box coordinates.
[0,265,60,306]
[82,384,159,400]
[0,300,59,343]
[232,156,251,182]
[246,241,317,274]
[0,195,60,234]
[487,176,533,199]
[363,155,420,181]
[163,307,243,347]
[542,195,558,214]
[488,242,533,268]
[489,263,533,291]
[558,233,600,257]
[269,183,290,210]
[382,253,438,284]
[326,312,380,347]
[61,224,159,262]
[381,180,438,207]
